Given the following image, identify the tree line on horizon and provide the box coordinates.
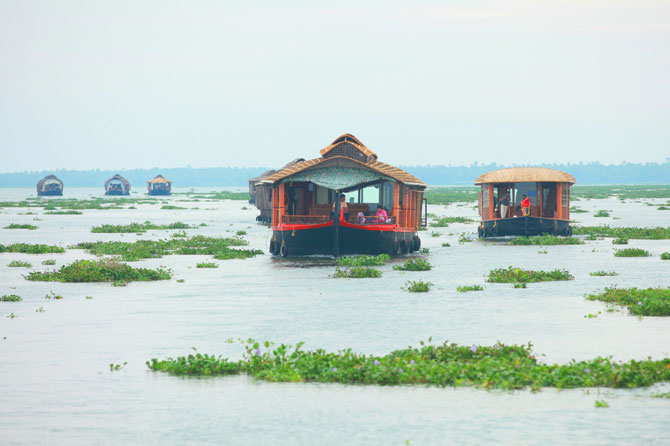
[0,161,668,187]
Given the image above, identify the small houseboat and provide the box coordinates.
[36,175,64,196]
[475,167,576,237]
[259,134,427,256]
[147,175,172,196]
[104,174,131,196]
[249,159,304,224]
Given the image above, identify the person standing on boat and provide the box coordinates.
[332,194,348,222]
[521,194,531,216]
[499,192,510,218]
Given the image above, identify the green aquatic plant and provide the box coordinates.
[487,267,574,283]
[42,259,57,265]
[393,258,432,271]
[337,254,390,267]
[457,285,484,292]
[44,210,83,215]
[612,238,628,245]
[147,340,670,391]
[0,243,65,254]
[570,206,588,213]
[8,260,32,268]
[334,267,382,278]
[404,280,433,292]
[441,242,451,247]
[423,187,479,205]
[514,283,527,289]
[1,294,22,302]
[586,287,670,316]
[420,248,430,254]
[431,232,440,237]
[430,216,474,227]
[91,221,194,233]
[590,271,618,277]
[4,223,38,230]
[594,400,609,408]
[161,205,186,210]
[196,262,219,268]
[44,290,63,300]
[661,252,670,260]
[651,392,670,398]
[573,226,670,240]
[76,235,259,261]
[458,235,472,243]
[593,210,611,218]
[509,235,582,246]
[26,259,171,283]
[7,313,17,319]
[614,248,651,257]
[235,230,247,236]
[171,230,188,238]
[109,362,127,371]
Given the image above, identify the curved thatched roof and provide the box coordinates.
[260,134,425,188]
[249,169,277,183]
[104,174,131,191]
[36,175,63,190]
[147,175,172,184]
[475,167,576,185]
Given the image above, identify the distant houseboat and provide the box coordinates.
[259,134,427,257]
[147,175,172,196]
[475,167,576,237]
[249,159,304,224]
[36,175,63,196]
[104,174,131,196]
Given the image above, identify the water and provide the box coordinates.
[1,188,669,445]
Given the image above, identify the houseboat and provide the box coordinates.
[147,175,172,196]
[259,134,427,257]
[249,159,304,224]
[36,175,63,196]
[104,174,131,196]
[475,167,576,237]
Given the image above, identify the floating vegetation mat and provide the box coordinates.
[590,271,618,277]
[487,267,574,283]
[337,254,390,267]
[404,280,432,292]
[26,259,171,283]
[457,285,484,292]
[430,216,475,227]
[0,197,158,210]
[571,185,670,200]
[3,223,38,230]
[573,226,670,240]
[1,294,22,302]
[8,260,32,268]
[393,258,432,271]
[423,187,479,205]
[586,287,670,316]
[91,221,195,233]
[614,248,651,257]
[334,267,382,278]
[0,243,65,254]
[177,191,249,201]
[509,235,582,246]
[147,340,670,391]
[76,235,262,261]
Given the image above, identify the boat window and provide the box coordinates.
[315,185,329,204]
[382,182,394,210]
[343,190,358,203]
[562,186,569,207]
[361,184,380,203]
[482,187,489,209]
[514,182,536,206]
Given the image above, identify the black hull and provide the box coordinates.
[148,190,171,196]
[37,190,63,196]
[480,217,570,237]
[105,191,129,196]
[270,226,420,256]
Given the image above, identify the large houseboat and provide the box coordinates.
[147,175,172,196]
[259,134,427,257]
[249,159,304,224]
[475,167,576,237]
[104,174,131,196]
[36,175,64,196]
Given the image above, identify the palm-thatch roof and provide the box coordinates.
[147,175,172,184]
[260,135,425,188]
[104,174,131,191]
[475,167,576,185]
[36,175,63,191]
[249,169,277,183]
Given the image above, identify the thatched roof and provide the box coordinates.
[260,134,425,188]
[475,167,576,185]
[104,174,131,190]
[36,175,63,190]
[249,169,277,183]
[147,175,172,184]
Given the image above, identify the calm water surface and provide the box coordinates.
[0,188,669,445]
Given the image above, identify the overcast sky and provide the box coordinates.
[1,0,669,172]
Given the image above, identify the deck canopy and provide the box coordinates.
[105,174,131,193]
[475,167,576,185]
[36,175,63,192]
[260,134,425,188]
[147,175,172,185]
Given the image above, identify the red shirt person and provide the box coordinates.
[521,195,531,216]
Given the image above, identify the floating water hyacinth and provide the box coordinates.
[255,348,261,356]
[374,359,380,366]
[470,346,477,353]
[409,359,415,365]
[585,368,591,374]
[332,367,337,372]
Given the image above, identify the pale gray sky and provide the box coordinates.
[1,0,669,172]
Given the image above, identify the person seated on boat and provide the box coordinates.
[521,194,531,216]
[356,211,366,225]
[374,206,388,223]
[499,193,510,218]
